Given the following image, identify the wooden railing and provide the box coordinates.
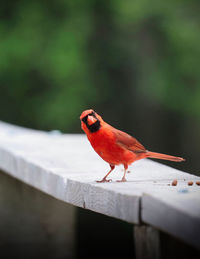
[0,121,199,258]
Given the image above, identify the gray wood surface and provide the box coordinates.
[142,192,200,249]
[0,121,200,249]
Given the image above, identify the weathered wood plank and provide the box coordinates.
[0,121,200,249]
[142,192,200,249]
[0,121,142,223]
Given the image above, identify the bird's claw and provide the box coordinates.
[116,178,127,182]
[96,178,112,183]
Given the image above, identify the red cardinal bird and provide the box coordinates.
[80,109,185,182]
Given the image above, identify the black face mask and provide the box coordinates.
[82,113,101,133]
[86,120,101,133]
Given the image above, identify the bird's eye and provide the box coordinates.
[81,115,88,123]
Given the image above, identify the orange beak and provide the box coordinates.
[87,115,97,125]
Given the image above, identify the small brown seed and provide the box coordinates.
[172,179,177,186]
[188,181,193,186]
[196,181,200,186]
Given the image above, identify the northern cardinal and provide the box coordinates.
[80,109,185,182]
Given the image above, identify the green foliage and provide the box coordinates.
[0,0,200,131]
[113,0,200,117]
[0,0,96,130]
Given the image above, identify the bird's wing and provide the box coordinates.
[113,128,146,153]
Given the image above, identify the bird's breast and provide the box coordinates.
[88,127,136,165]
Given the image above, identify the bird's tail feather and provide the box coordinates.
[146,151,185,162]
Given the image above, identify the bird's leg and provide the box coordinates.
[117,164,128,182]
[96,164,115,183]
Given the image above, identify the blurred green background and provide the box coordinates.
[0,0,200,174]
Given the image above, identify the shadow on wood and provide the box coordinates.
[0,170,76,259]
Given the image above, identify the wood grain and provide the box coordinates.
[0,121,200,249]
